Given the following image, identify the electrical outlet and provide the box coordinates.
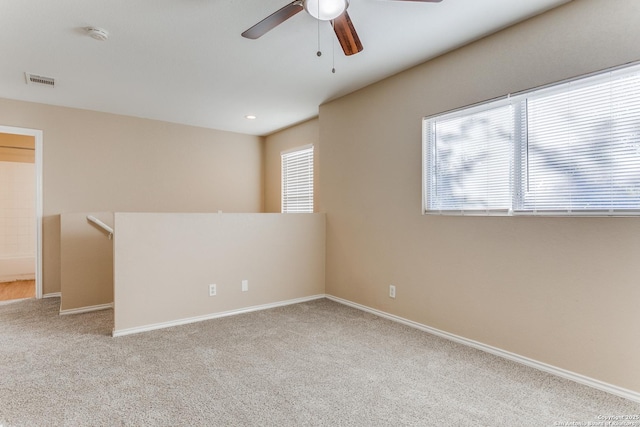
[209,284,217,296]
[242,279,248,292]
[389,285,396,299]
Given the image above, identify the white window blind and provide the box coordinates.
[282,145,314,213]
[423,61,640,216]
[425,102,513,214]
[517,68,640,213]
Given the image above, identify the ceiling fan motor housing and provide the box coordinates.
[304,0,349,21]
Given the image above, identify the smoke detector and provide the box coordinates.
[86,26,109,41]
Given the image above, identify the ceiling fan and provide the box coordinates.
[241,0,443,56]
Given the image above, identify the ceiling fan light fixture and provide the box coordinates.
[304,0,347,21]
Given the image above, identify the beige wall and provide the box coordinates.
[60,212,113,312]
[113,213,325,334]
[0,99,265,295]
[319,0,640,393]
[264,119,319,213]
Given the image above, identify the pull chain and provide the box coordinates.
[316,3,322,57]
[332,32,336,73]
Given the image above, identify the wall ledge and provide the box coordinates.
[112,294,325,338]
[326,295,640,404]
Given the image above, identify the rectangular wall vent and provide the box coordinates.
[25,72,55,87]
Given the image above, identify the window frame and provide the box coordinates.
[281,144,314,214]
[423,61,640,217]
[423,98,515,216]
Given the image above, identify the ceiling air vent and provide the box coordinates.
[25,72,55,88]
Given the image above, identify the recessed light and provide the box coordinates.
[245,115,257,120]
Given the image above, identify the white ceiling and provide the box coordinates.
[0,0,570,136]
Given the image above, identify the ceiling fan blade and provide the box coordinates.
[332,11,363,56]
[241,1,304,39]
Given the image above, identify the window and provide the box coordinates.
[424,62,640,216]
[282,145,314,213]
[424,102,514,213]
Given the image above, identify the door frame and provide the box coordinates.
[0,125,43,299]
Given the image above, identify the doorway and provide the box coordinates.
[0,126,43,301]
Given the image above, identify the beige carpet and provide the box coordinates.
[0,298,637,426]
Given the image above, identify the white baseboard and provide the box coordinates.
[112,294,326,338]
[59,303,113,316]
[43,292,61,299]
[326,295,640,404]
